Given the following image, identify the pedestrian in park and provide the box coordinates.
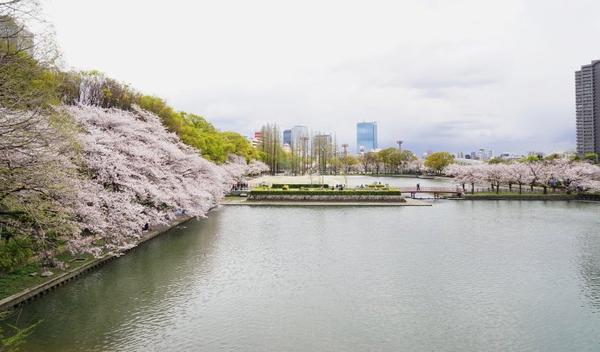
[416,183,421,191]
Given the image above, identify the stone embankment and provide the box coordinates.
[0,216,193,311]
[464,194,578,201]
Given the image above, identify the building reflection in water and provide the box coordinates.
[577,231,600,312]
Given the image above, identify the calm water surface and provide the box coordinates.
[12,200,600,351]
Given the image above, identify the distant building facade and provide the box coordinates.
[477,148,493,161]
[291,125,309,150]
[576,60,600,156]
[250,131,263,148]
[312,134,332,152]
[312,134,333,174]
[283,129,292,146]
[356,121,378,153]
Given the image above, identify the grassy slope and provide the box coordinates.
[0,254,94,300]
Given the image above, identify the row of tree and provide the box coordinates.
[445,160,600,194]
[77,74,261,163]
[1,25,259,164]
[257,124,421,176]
[1,1,268,278]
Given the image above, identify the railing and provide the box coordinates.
[398,187,462,193]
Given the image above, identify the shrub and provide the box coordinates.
[271,184,329,189]
[0,237,34,273]
[250,189,402,196]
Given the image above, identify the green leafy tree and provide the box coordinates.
[424,152,455,174]
[488,157,507,164]
[584,152,598,163]
[136,95,257,163]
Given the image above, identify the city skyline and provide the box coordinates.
[270,120,554,158]
[356,121,378,153]
[42,0,600,156]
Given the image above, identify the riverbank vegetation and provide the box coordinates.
[445,160,600,195]
[463,192,578,200]
[0,0,268,287]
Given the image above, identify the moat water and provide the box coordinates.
[12,192,600,351]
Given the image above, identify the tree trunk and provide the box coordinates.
[471,183,475,194]
[543,186,547,194]
[496,183,500,194]
[519,183,522,194]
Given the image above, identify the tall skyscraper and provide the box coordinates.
[312,134,332,153]
[283,129,292,146]
[356,121,378,153]
[576,60,600,156]
[312,134,332,174]
[291,125,309,148]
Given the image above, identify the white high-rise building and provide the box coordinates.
[576,60,600,156]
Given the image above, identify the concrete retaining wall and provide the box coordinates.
[0,216,193,311]
[464,194,577,201]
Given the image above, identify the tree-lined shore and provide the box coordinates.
[0,0,268,316]
[445,159,600,195]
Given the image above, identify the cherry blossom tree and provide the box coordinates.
[505,163,530,194]
[444,164,485,194]
[559,161,600,193]
[444,160,600,195]
[246,159,270,176]
[65,105,241,255]
[484,164,507,194]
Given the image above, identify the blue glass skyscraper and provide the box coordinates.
[283,129,292,146]
[356,122,378,153]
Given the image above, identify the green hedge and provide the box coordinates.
[250,190,402,196]
[271,184,329,189]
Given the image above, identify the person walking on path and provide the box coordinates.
[416,183,421,191]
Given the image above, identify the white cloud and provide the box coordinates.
[43,0,600,154]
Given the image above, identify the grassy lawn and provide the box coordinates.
[0,263,47,300]
[0,254,94,301]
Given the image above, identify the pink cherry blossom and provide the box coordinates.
[64,104,252,255]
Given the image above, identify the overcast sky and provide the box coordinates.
[43,0,600,155]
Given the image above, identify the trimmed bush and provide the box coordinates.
[250,189,401,196]
[271,184,329,189]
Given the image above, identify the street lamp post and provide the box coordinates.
[396,140,403,151]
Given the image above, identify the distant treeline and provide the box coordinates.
[2,40,259,163]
